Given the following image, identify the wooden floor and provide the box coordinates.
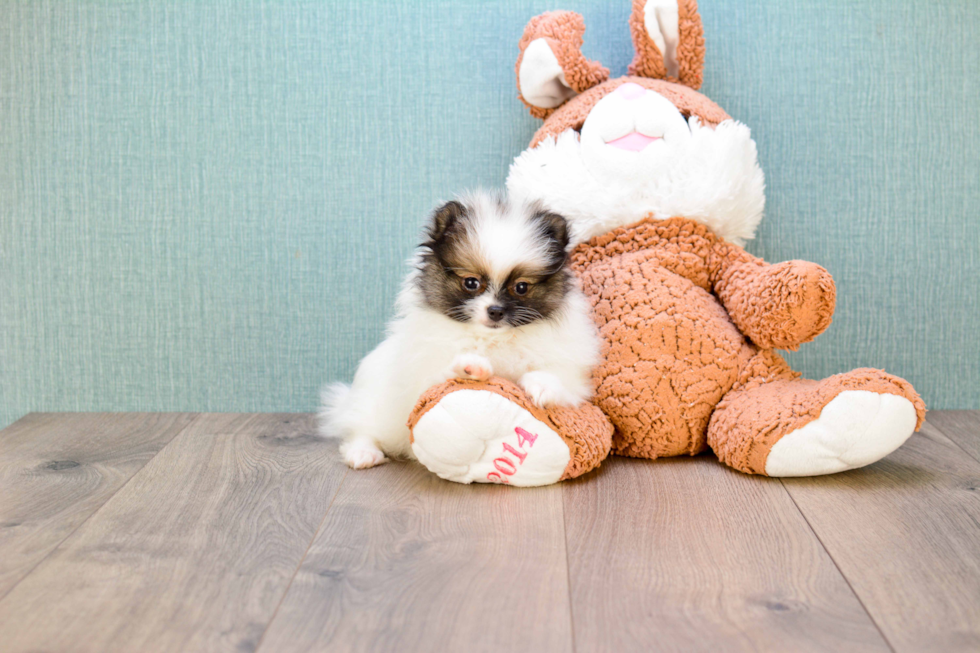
[0,412,978,652]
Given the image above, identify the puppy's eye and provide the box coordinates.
[514,281,529,296]
[463,277,481,292]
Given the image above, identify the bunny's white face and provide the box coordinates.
[579,82,691,184]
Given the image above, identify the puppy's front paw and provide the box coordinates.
[451,353,493,382]
[520,371,583,408]
[341,439,388,469]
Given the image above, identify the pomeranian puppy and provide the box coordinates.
[320,190,600,470]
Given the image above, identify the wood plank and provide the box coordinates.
[0,413,347,653]
[782,421,980,652]
[926,410,980,463]
[563,456,889,653]
[0,412,195,598]
[259,461,572,653]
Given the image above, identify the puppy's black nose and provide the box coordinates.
[487,305,505,322]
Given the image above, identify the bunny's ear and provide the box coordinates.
[516,11,609,119]
[628,0,705,89]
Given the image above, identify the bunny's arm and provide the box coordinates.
[709,241,836,351]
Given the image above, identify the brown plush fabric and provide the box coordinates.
[574,218,750,458]
[572,217,836,351]
[674,0,706,89]
[516,11,610,119]
[627,0,667,81]
[708,367,927,474]
[529,76,730,147]
[628,0,705,89]
[572,216,926,467]
[407,377,614,481]
[711,251,837,351]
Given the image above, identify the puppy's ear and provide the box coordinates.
[427,200,466,241]
[534,210,570,253]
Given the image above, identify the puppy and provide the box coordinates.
[320,190,600,470]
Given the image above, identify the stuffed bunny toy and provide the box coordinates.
[407,0,925,486]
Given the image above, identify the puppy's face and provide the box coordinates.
[417,193,571,330]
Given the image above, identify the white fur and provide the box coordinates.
[452,190,558,295]
[520,370,583,407]
[507,98,766,246]
[451,352,493,381]
[320,200,601,470]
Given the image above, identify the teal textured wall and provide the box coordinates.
[2,0,978,429]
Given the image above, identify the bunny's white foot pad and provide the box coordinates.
[765,391,917,477]
[411,389,571,486]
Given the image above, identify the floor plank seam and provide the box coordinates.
[560,488,577,653]
[0,413,201,606]
[253,465,350,653]
[778,479,897,653]
[924,417,980,466]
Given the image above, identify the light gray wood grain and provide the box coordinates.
[0,412,195,599]
[0,413,347,653]
[259,460,572,653]
[563,456,889,653]
[3,412,979,652]
[782,421,980,652]
[926,410,980,463]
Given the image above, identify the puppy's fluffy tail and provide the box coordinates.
[318,382,353,439]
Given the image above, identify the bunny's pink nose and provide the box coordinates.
[615,82,646,100]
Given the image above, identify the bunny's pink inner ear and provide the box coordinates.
[516,11,609,119]
[629,0,705,90]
